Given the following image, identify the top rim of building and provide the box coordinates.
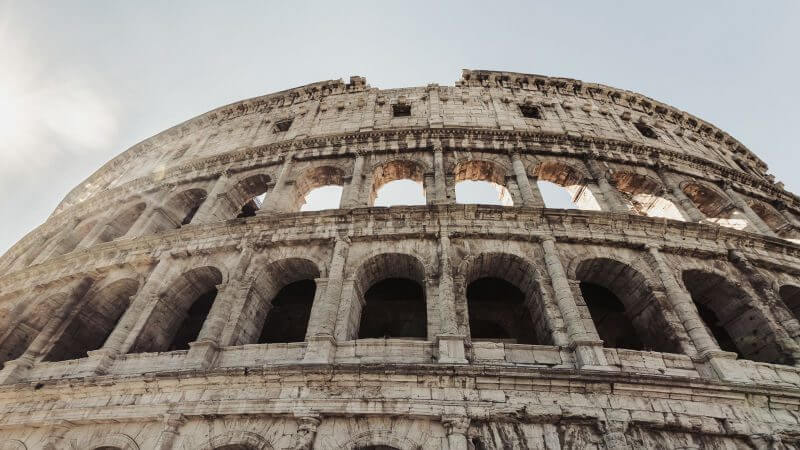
[53,68,783,214]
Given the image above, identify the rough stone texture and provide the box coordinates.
[1,70,800,449]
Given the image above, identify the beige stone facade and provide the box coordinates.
[1,70,800,449]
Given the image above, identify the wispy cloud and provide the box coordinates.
[0,14,117,175]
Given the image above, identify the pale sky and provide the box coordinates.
[1,1,799,254]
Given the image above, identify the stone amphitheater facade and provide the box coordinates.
[2,69,800,449]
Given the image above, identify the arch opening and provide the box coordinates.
[167,188,208,226]
[682,269,788,364]
[236,258,320,346]
[779,285,800,321]
[463,253,552,345]
[129,266,223,353]
[229,174,270,218]
[750,201,799,239]
[358,278,427,339]
[467,277,536,344]
[576,258,681,353]
[682,183,752,230]
[534,161,600,210]
[258,279,316,343]
[0,293,68,364]
[454,160,512,206]
[371,160,426,207]
[44,278,140,361]
[97,202,147,243]
[44,218,97,259]
[295,166,344,211]
[610,172,684,220]
[351,253,427,340]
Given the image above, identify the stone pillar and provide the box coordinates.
[436,233,467,364]
[658,170,706,222]
[0,278,91,384]
[259,152,294,213]
[442,415,470,450]
[510,151,543,207]
[341,151,366,208]
[724,184,778,237]
[541,237,607,367]
[728,250,800,360]
[185,173,231,223]
[291,412,321,450]
[42,421,71,450]
[75,221,114,250]
[585,158,628,213]
[774,201,800,229]
[644,246,716,357]
[154,413,186,450]
[185,247,254,369]
[432,142,448,204]
[598,419,631,450]
[304,235,350,363]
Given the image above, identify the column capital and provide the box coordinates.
[441,414,471,436]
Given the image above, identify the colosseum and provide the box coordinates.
[1,69,800,449]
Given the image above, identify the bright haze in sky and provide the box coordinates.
[0,1,798,254]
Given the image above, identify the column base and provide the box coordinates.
[0,354,35,385]
[701,350,749,383]
[86,348,117,375]
[570,339,610,369]
[184,339,220,370]
[437,334,468,364]
[303,335,337,364]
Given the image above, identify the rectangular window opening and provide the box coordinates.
[520,104,542,119]
[392,104,411,117]
[274,119,293,133]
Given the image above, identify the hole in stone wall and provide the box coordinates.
[749,201,796,238]
[780,285,800,321]
[610,172,684,220]
[519,104,542,119]
[273,118,293,132]
[300,185,343,211]
[258,279,316,343]
[682,183,752,230]
[576,258,681,353]
[44,278,139,362]
[371,160,426,207]
[580,282,644,351]
[168,287,218,351]
[683,269,788,364]
[392,103,411,117]
[635,122,658,139]
[455,160,512,206]
[358,278,427,339]
[467,277,537,344]
[229,174,270,219]
[236,193,264,218]
[534,161,601,210]
[96,202,147,243]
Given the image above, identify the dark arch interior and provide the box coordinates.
[467,277,537,344]
[258,279,316,343]
[683,270,788,364]
[780,285,800,319]
[580,281,644,351]
[168,287,218,351]
[358,278,426,339]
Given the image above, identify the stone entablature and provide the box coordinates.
[2,71,800,449]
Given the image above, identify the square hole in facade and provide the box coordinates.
[519,104,542,119]
[392,104,411,117]
[274,119,293,133]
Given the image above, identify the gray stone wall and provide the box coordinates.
[1,70,800,448]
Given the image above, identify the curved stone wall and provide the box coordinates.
[1,70,800,449]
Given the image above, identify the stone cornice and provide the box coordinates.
[2,206,799,296]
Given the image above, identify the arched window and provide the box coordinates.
[576,258,681,353]
[683,269,789,364]
[779,285,800,321]
[39,218,97,260]
[534,161,601,210]
[0,293,67,364]
[750,200,798,239]
[463,253,552,345]
[351,253,427,340]
[229,174,270,218]
[294,166,344,212]
[235,258,320,346]
[454,160,512,206]
[371,160,426,207]
[44,278,139,361]
[96,202,147,243]
[682,182,752,230]
[129,266,223,353]
[610,172,684,220]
